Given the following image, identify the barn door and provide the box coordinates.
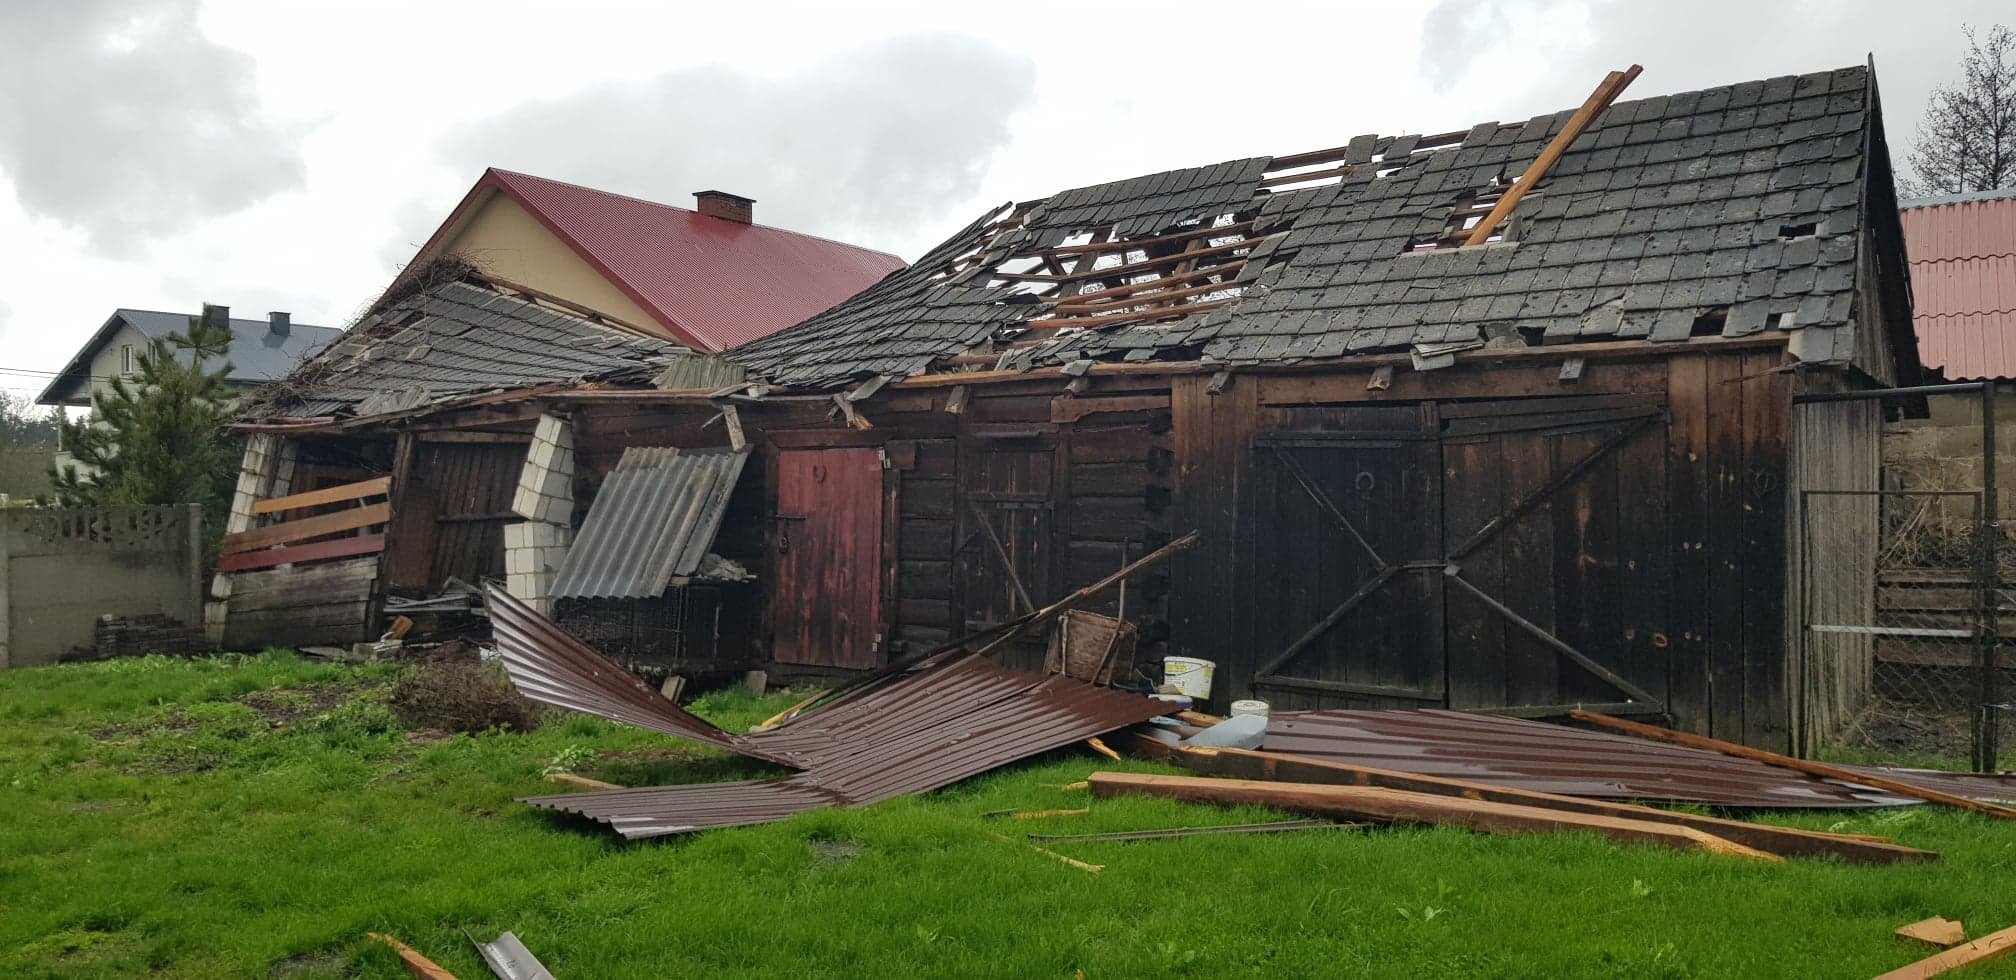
[772,448,884,668]
[953,440,1059,669]
[1439,396,1670,713]
[1248,431,1447,703]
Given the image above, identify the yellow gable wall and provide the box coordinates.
[439,193,676,340]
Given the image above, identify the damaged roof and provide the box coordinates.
[247,279,680,420]
[734,66,1902,388]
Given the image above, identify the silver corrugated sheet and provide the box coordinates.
[549,447,749,599]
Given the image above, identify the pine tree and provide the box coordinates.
[51,307,240,517]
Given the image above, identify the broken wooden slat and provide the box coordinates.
[366,933,459,980]
[831,394,873,430]
[1569,710,2016,820]
[983,830,1101,873]
[543,772,622,791]
[214,534,387,573]
[1464,65,1642,246]
[251,476,391,515]
[221,502,392,555]
[1876,921,2016,979]
[720,402,747,452]
[1896,917,1967,950]
[1167,745,1935,864]
[1087,772,1779,860]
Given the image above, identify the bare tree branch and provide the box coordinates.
[1906,24,2016,197]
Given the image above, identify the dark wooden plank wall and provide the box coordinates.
[1785,394,1881,752]
[407,442,524,590]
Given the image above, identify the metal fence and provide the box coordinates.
[1799,382,2008,771]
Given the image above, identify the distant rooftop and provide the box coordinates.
[37,309,342,406]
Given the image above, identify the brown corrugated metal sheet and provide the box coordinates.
[1263,710,2016,807]
[549,447,749,599]
[492,586,1173,838]
[1900,188,2016,380]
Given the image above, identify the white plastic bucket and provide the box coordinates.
[1162,656,1216,699]
[1229,699,1270,718]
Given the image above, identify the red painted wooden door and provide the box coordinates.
[773,448,884,668]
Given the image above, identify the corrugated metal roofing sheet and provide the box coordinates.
[1262,709,2016,808]
[549,447,749,599]
[1900,192,2016,380]
[490,586,1172,839]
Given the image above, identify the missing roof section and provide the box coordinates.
[1406,184,1530,254]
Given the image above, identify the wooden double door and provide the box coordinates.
[1245,395,1671,713]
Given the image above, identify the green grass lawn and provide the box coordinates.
[3,653,2014,978]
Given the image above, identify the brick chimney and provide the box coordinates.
[268,311,291,338]
[694,190,754,224]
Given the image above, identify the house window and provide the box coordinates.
[120,344,136,376]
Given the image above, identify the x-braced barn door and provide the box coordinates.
[1439,396,1670,713]
[953,439,1059,671]
[1248,427,1448,703]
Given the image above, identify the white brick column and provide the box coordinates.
[211,435,298,643]
[504,414,575,614]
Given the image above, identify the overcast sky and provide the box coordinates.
[0,0,2007,399]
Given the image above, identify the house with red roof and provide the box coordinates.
[382,168,904,351]
[1898,186,2016,382]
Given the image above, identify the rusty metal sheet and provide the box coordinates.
[1900,188,2016,380]
[487,587,807,769]
[492,585,1173,838]
[1260,709,1965,808]
[549,447,749,599]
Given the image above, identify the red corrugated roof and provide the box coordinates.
[1901,189,2016,380]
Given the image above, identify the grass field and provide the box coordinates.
[3,652,2015,978]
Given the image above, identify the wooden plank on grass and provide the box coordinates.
[1876,921,2016,979]
[1895,917,1966,949]
[222,503,391,555]
[1086,772,1778,860]
[214,534,386,573]
[366,933,458,980]
[1168,746,1935,864]
[1569,710,2016,820]
[252,476,391,515]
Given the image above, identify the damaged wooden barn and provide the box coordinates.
[226,64,1919,752]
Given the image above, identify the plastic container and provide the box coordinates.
[1148,693,1194,710]
[1161,656,1216,699]
[1229,699,1270,718]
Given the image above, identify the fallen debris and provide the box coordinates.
[1261,709,2016,808]
[367,933,457,980]
[1895,917,1967,950]
[982,808,1090,821]
[543,772,622,791]
[1145,744,1935,865]
[1088,772,1780,860]
[1027,819,1356,844]
[1876,920,2016,979]
[468,931,555,980]
[984,831,1102,874]
[490,587,1171,839]
[1570,710,2016,820]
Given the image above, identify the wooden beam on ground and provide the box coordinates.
[1166,746,1935,865]
[1875,921,2016,979]
[1569,710,2016,820]
[366,933,458,980]
[251,476,391,515]
[983,831,1102,873]
[543,772,622,791]
[222,502,392,555]
[1896,917,1967,950]
[1464,65,1641,246]
[1087,772,1778,860]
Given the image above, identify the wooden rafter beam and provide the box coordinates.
[1464,64,1641,246]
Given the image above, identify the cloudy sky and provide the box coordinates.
[0,0,2006,400]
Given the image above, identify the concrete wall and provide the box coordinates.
[445,194,674,340]
[1881,387,2016,542]
[1,505,204,668]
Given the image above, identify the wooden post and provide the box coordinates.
[1464,65,1642,246]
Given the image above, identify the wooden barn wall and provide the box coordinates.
[388,441,524,591]
[1166,347,1799,750]
[1785,396,1881,752]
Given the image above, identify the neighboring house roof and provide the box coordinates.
[248,279,682,420]
[385,168,906,352]
[736,65,1908,389]
[1899,186,2016,380]
[37,309,342,406]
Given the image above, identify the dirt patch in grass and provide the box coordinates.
[389,661,540,734]
[268,950,347,978]
[239,683,373,728]
[808,837,863,868]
